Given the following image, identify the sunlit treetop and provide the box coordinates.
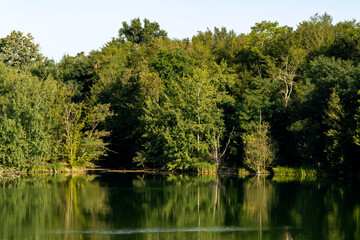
[118,18,168,44]
[0,30,43,68]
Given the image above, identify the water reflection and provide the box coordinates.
[0,173,358,240]
[242,176,275,240]
[0,173,110,240]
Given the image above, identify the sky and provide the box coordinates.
[1,0,359,61]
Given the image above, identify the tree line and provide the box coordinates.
[1,14,360,174]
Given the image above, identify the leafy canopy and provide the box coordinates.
[118,18,168,44]
[0,30,42,68]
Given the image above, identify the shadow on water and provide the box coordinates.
[0,173,358,240]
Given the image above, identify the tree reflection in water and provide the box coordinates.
[0,173,358,240]
[242,176,275,240]
[0,173,111,240]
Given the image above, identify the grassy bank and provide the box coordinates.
[273,166,318,176]
[0,163,89,175]
[236,166,318,177]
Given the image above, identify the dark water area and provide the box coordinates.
[0,172,359,240]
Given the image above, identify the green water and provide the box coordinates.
[0,172,359,240]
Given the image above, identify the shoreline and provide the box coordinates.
[1,166,359,179]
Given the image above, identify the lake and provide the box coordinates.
[0,172,359,240]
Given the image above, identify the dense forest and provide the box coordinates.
[1,13,360,174]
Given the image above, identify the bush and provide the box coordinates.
[243,121,275,174]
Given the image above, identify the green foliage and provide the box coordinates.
[353,90,360,148]
[296,13,335,57]
[238,168,251,175]
[273,166,317,176]
[61,103,83,166]
[249,20,293,57]
[89,42,154,165]
[0,30,42,68]
[193,162,217,173]
[0,63,65,168]
[270,48,306,108]
[328,20,360,63]
[323,86,345,168]
[118,18,168,44]
[138,63,234,170]
[243,121,275,173]
[3,14,360,173]
[29,58,58,80]
[58,52,99,100]
[150,49,194,84]
[0,59,112,169]
[292,56,360,168]
[60,103,113,167]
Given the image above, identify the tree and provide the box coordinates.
[246,20,294,64]
[290,56,360,168]
[30,57,58,80]
[296,13,335,57]
[243,120,275,174]
[89,41,160,165]
[137,63,234,170]
[0,62,66,168]
[0,60,113,169]
[236,75,277,134]
[191,27,246,67]
[118,18,168,44]
[0,30,42,68]
[352,90,360,168]
[323,86,344,169]
[60,103,113,168]
[271,48,306,108]
[57,52,100,101]
[327,20,360,63]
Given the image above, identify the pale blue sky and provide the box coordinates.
[1,0,359,61]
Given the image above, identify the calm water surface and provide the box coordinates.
[0,172,359,240]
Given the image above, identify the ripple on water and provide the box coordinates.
[53,227,255,235]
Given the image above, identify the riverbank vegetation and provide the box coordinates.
[1,14,360,175]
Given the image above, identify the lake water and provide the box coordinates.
[0,172,359,240]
